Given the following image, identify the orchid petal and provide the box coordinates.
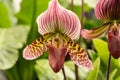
[23,37,47,60]
[69,49,93,69]
[81,22,110,39]
[23,33,56,60]
[65,37,93,69]
[95,0,120,21]
[37,0,81,39]
[47,45,67,73]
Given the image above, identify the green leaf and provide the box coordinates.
[16,0,49,24]
[65,61,90,79]
[93,39,120,77]
[116,76,120,80]
[0,26,29,70]
[88,49,97,61]
[109,69,117,80]
[0,2,11,27]
[35,59,75,80]
[5,65,21,80]
[87,58,100,80]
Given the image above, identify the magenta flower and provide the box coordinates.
[81,0,120,59]
[23,0,92,72]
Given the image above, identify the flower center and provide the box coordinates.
[46,33,68,49]
[108,21,120,36]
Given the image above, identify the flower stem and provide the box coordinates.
[70,0,80,80]
[21,0,37,80]
[71,0,74,11]
[62,67,67,80]
[107,53,111,80]
[75,0,84,80]
[81,0,84,30]
[27,0,38,44]
[75,65,79,80]
[78,0,84,42]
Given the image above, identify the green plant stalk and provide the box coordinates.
[5,65,20,80]
[5,0,37,79]
[71,0,74,11]
[27,0,39,44]
[75,0,85,80]
[80,0,84,30]
[70,0,80,80]
[62,67,67,80]
[75,65,79,80]
[107,53,111,80]
[21,0,38,80]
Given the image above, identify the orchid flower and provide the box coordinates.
[23,0,92,73]
[81,0,120,59]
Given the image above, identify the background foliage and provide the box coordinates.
[0,0,120,80]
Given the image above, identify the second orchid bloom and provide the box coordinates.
[23,0,93,73]
[81,0,120,59]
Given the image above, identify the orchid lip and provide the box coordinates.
[108,22,120,59]
[47,44,67,73]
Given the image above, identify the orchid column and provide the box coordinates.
[81,0,120,59]
[23,0,92,73]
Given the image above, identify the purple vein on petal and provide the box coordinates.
[37,0,81,40]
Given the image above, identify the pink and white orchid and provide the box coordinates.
[23,0,92,73]
[81,0,120,59]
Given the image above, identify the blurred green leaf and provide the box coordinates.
[84,18,103,29]
[65,61,91,79]
[5,65,21,80]
[35,59,75,80]
[16,0,49,24]
[88,49,97,61]
[0,26,29,70]
[109,69,117,80]
[0,2,11,27]
[93,39,120,77]
[116,76,120,80]
[97,70,105,80]
[87,57,100,80]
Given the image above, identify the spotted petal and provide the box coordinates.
[62,35,93,69]
[68,41,93,69]
[37,0,81,39]
[23,33,54,60]
[81,22,110,39]
[23,37,47,60]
